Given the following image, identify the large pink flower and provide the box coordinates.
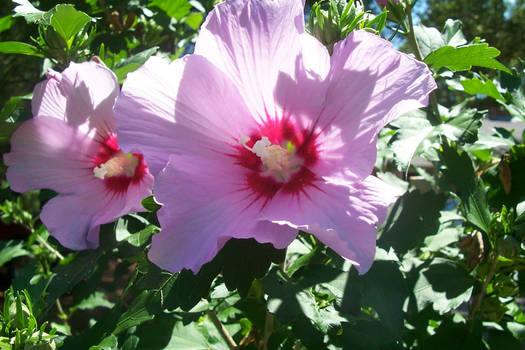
[114,0,436,274]
[4,61,153,249]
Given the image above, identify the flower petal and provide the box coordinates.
[115,55,255,174]
[317,30,436,182]
[263,176,400,274]
[195,0,324,119]
[41,173,153,250]
[4,117,99,193]
[33,61,119,134]
[148,154,262,273]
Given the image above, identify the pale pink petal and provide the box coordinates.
[41,174,153,250]
[31,74,67,121]
[115,55,255,174]
[149,154,262,273]
[59,61,119,132]
[195,0,324,119]
[263,176,400,274]
[4,117,99,193]
[316,30,436,182]
[234,220,298,249]
[32,62,119,134]
[40,192,102,250]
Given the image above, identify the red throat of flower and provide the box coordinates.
[92,134,148,194]
[234,118,320,205]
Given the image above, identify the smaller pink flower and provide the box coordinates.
[4,61,153,249]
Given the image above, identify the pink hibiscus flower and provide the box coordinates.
[114,0,436,274]
[4,61,153,250]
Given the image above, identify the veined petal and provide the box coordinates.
[33,61,119,134]
[149,154,262,273]
[41,173,153,250]
[115,55,255,174]
[263,176,400,274]
[4,117,99,194]
[317,30,436,182]
[195,0,324,120]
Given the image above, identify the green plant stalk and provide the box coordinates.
[206,309,237,350]
[469,253,499,322]
[405,0,441,126]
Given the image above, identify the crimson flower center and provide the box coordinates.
[92,134,148,194]
[241,136,302,183]
[94,153,140,179]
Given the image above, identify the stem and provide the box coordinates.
[36,233,65,261]
[56,299,71,335]
[469,254,498,321]
[261,311,273,350]
[405,0,442,126]
[206,309,237,350]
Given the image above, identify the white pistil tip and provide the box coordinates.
[93,165,107,179]
[252,137,271,158]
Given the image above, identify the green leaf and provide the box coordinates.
[425,44,511,73]
[113,47,159,83]
[420,318,486,349]
[442,19,467,47]
[0,15,14,34]
[389,112,434,169]
[0,41,42,56]
[0,240,29,267]
[218,238,285,297]
[338,320,399,350]
[461,77,505,101]
[412,258,474,314]
[50,4,92,44]
[89,335,118,350]
[440,142,491,232]
[361,252,407,337]
[184,12,203,30]
[125,224,159,247]
[149,0,192,20]
[486,330,521,350]
[378,190,446,255]
[141,195,162,212]
[69,291,114,313]
[414,24,445,58]
[0,121,20,142]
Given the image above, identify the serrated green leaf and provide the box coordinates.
[141,195,162,212]
[0,240,29,267]
[413,258,474,314]
[425,44,511,73]
[461,77,505,101]
[50,4,92,44]
[0,41,42,56]
[378,190,446,255]
[149,0,191,20]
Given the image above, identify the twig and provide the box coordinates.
[405,0,442,126]
[56,299,71,335]
[206,309,237,350]
[261,311,273,350]
[469,254,499,321]
[36,234,64,261]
